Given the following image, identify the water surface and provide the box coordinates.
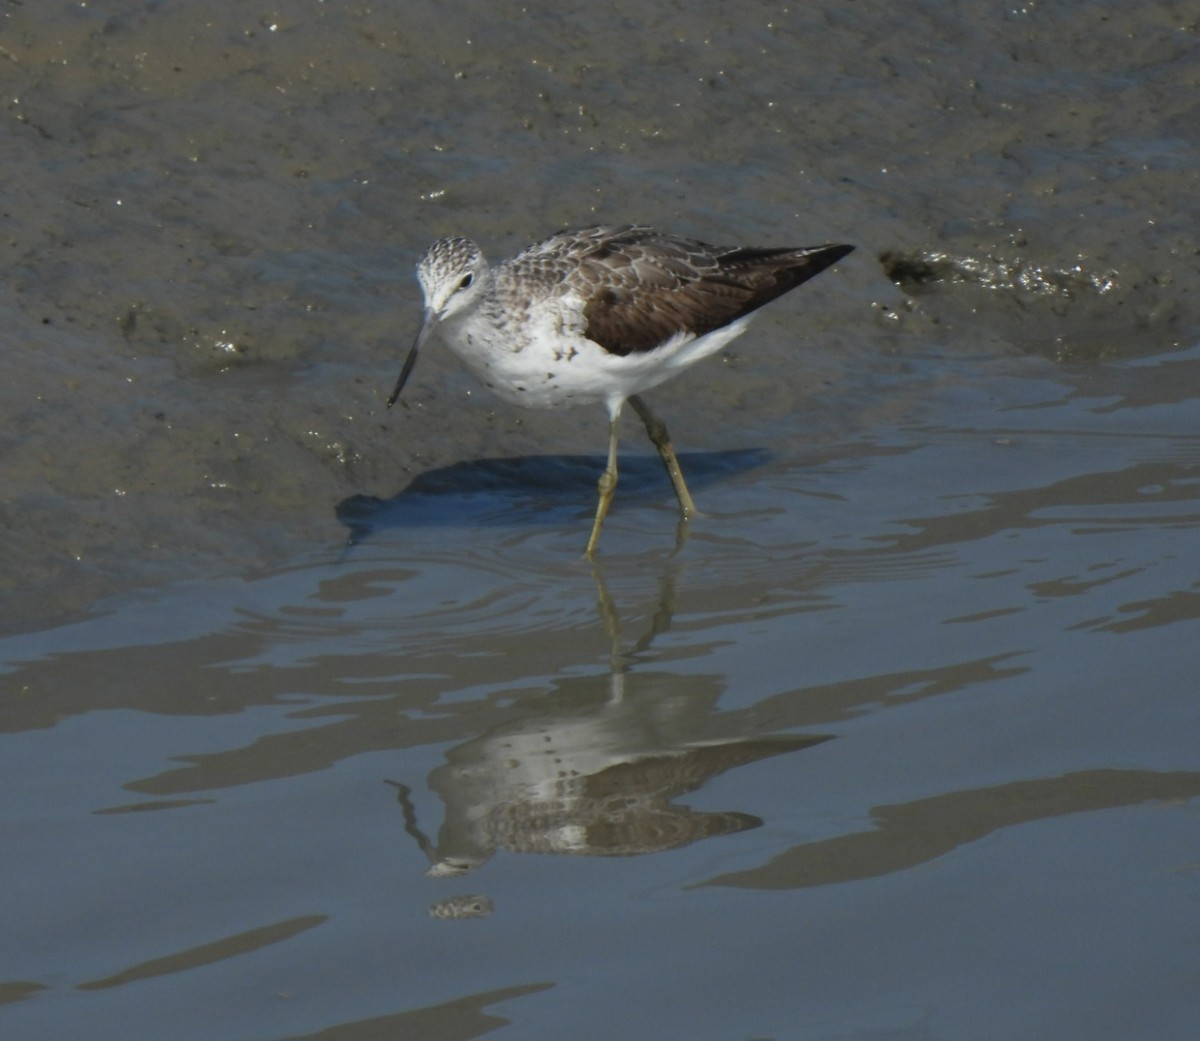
[2,2,1199,1039]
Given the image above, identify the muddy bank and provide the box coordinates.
[2,0,1196,625]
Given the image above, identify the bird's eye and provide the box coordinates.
[459,273,474,290]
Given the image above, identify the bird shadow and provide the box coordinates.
[337,449,770,541]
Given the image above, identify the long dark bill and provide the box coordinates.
[386,310,436,408]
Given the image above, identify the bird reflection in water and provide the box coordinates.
[390,567,830,916]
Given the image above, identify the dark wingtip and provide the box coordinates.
[791,242,855,282]
[811,243,855,266]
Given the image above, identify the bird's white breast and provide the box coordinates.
[438,289,754,412]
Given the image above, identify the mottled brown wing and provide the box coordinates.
[567,229,853,356]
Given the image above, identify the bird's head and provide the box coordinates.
[387,237,490,407]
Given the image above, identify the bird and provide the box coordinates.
[386,224,853,556]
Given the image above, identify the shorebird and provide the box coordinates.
[387,224,853,556]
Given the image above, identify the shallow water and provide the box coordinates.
[4,346,1200,1039]
[3,2,1200,1039]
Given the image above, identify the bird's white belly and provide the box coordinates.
[439,308,752,412]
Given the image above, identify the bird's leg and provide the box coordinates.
[585,405,623,558]
[628,394,697,518]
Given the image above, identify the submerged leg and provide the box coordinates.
[628,394,697,518]
[585,402,624,558]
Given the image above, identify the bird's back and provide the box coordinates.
[499,225,852,355]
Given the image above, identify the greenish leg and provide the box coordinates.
[628,394,697,518]
[585,408,622,558]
